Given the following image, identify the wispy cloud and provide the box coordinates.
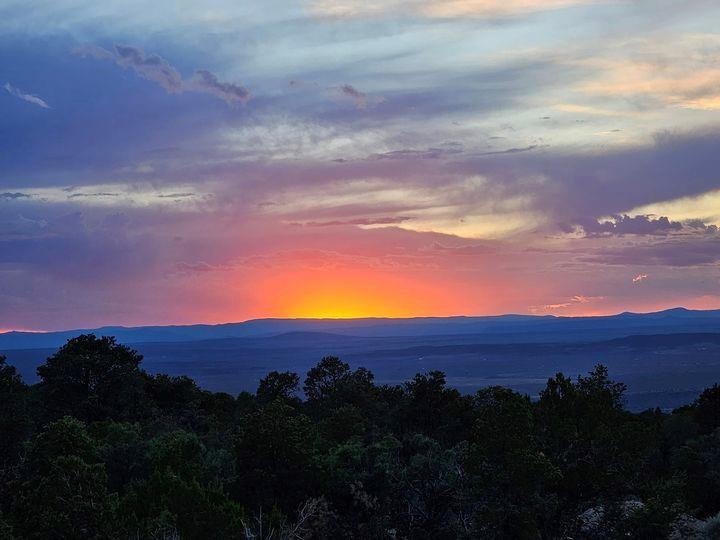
[191,70,250,105]
[3,82,50,109]
[290,216,413,227]
[338,84,367,108]
[535,294,605,312]
[570,35,720,112]
[310,0,605,19]
[0,192,31,200]
[75,44,250,105]
[113,44,183,92]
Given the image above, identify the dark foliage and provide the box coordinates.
[1,335,719,538]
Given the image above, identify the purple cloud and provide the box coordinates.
[191,70,250,105]
[338,84,367,107]
[75,44,249,105]
[291,216,413,227]
[0,192,31,200]
[113,44,184,92]
[563,214,683,237]
[580,236,720,267]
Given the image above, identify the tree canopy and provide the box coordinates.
[0,335,719,538]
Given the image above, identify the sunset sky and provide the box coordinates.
[2,0,720,330]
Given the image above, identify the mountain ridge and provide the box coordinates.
[1,307,719,351]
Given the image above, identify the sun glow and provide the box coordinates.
[262,269,454,319]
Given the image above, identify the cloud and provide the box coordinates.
[581,236,720,267]
[685,219,719,233]
[627,189,720,228]
[175,261,234,273]
[291,216,413,227]
[563,214,683,237]
[633,273,648,283]
[67,192,121,199]
[310,0,604,19]
[114,44,184,92]
[0,192,31,200]
[0,184,206,208]
[338,84,367,108]
[3,82,50,109]
[371,144,463,160]
[573,35,720,112]
[191,70,250,105]
[75,44,182,92]
[476,130,720,226]
[476,145,541,157]
[75,44,249,105]
[562,214,720,238]
[533,294,605,312]
[156,192,196,199]
[422,241,497,256]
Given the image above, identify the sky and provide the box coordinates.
[1,0,720,331]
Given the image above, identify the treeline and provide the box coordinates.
[1,335,720,539]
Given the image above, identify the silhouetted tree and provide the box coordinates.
[304,356,376,415]
[695,384,720,435]
[36,335,144,422]
[402,371,472,443]
[256,370,300,405]
[9,417,116,539]
[469,386,559,538]
[0,356,30,468]
[303,356,351,403]
[233,400,317,511]
[1,336,720,539]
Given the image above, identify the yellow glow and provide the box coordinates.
[554,103,627,116]
[628,189,720,226]
[250,260,512,319]
[681,96,720,110]
[276,270,435,319]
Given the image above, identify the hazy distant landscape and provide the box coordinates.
[5,308,719,411]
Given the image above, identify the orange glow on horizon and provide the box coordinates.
[249,267,481,319]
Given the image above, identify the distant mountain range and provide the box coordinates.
[3,308,720,411]
[1,307,719,351]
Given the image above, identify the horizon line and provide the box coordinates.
[0,305,713,335]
